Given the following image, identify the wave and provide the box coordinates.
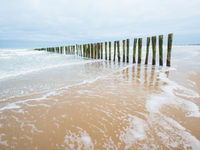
[0,59,103,80]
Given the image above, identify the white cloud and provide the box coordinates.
[0,0,200,45]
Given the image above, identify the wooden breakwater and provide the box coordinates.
[35,33,173,67]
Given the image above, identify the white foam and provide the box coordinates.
[146,72,200,117]
[64,128,94,150]
[0,103,20,111]
[120,115,148,149]
[0,133,8,147]
[145,71,200,148]
[150,114,200,149]
[81,136,92,145]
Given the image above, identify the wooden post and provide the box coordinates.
[159,35,163,66]
[152,36,156,65]
[76,44,79,55]
[167,33,173,67]
[101,42,103,59]
[126,39,129,63]
[82,45,84,57]
[65,46,67,54]
[94,43,97,59]
[117,41,120,62]
[61,47,63,54]
[91,44,94,58]
[85,44,87,57]
[88,44,90,58]
[114,41,116,61]
[105,42,107,60]
[68,46,70,54]
[145,37,150,65]
[98,43,100,59]
[133,38,137,63]
[123,40,125,62]
[83,45,85,57]
[70,46,72,54]
[80,45,82,56]
[109,41,111,60]
[138,38,142,64]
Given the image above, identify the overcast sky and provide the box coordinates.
[0,0,200,48]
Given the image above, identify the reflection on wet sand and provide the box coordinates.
[0,62,200,150]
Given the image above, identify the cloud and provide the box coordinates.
[0,0,200,47]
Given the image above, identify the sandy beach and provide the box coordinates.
[0,46,200,149]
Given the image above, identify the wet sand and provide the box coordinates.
[0,63,200,150]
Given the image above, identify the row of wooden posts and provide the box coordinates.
[35,33,173,67]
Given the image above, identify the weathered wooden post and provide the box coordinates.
[79,45,80,55]
[159,35,163,66]
[68,46,70,54]
[94,43,97,59]
[167,33,173,67]
[152,36,156,65]
[85,44,87,57]
[65,46,67,54]
[69,46,71,54]
[123,40,125,62]
[126,39,129,63]
[76,45,78,55]
[117,41,120,62]
[145,37,150,65]
[84,44,87,57]
[138,38,142,64]
[60,47,62,54]
[82,45,84,56]
[133,38,137,63]
[80,45,82,56]
[109,41,111,60]
[88,44,90,58]
[70,46,72,54]
[114,41,116,61]
[98,43,100,59]
[83,44,85,57]
[105,42,107,60]
[101,42,103,59]
[91,43,94,58]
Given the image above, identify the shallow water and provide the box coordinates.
[0,46,200,149]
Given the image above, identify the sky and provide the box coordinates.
[0,0,200,48]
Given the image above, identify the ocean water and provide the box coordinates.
[0,46,200,149]
[0,48,107,100]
